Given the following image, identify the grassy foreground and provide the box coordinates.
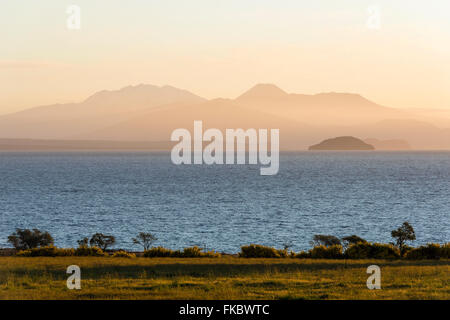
[0,257,448,300]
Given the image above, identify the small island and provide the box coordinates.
[308,136,375,150]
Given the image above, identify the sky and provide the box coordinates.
[1,0,449,114]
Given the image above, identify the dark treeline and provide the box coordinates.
[2,222,449,260]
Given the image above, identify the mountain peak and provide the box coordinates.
[237,83,288,99]
[82,84,205,106]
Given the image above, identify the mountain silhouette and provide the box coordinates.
[237,83,288,99]
[78,98,311,150]
[234,84,411,126]
[1,83,450,150]
[0,84,205,139]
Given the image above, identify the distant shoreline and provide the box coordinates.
[3,138,450,151]
[0,139,173,152]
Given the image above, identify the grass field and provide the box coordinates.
[0,257,448,300]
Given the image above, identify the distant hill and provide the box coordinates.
[0,84,205,139]
[234,84,412,126]
[309,136,375,150]
[1,83,450,150]
[364,138,412,150]
[78,98,312,150]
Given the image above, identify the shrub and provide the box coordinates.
[74,246,108,257]
[16,246,74,257]
[401,245,414,257]
[345,242,400,259]
[184,246,221,258]
[112,250,136,258]
[405,243,449,260]
[181,246,202,258]
[143,246,220,258]
[143,246,176,257]
[310,235,341,247]
[344,242,372,259]
[443,243,450,259]
[294,251,310,259]
[239,244,288,258]
[342,235,367,249]
[308,245,343,259]
[77,237,89,247]
[370,243,401,259]
[8,228,54,250]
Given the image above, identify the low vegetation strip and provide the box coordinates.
[2,222,449,260]
[8,243,449,260]
[0,257,448,300]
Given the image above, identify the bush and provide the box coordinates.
[112,250,136,258]
[239,244,288,258]
[405,243,449,260]
[143,246,176,257]
[294,251,310,259]
[443,243,450,259]
[182,246,203,257]
[311,235,341,247]
[342,235,367,249]
[345,242,371,259]
[370,243,401,259]
[401,245,414,257]
[345,242,400,259]
[74,246,108,257]
[143,246,220,258]
[77,237,89,247]
[182,246,220,258]
[308,245,343,259]
[8,228,54,250]
[16,246,74,257]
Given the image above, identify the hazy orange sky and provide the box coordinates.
[1,0,449,115]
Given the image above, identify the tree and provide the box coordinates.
[132,232,157,251]
[282,242,293,251]
[310,235,341,247]
[342,235,367,249]
[391,222,416,255]
[77,237,89,248]
[7,228,54,250]
[89,233,116,251]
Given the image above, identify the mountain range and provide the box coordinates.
[1,83,450,150]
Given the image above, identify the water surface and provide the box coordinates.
[0,151,448,252]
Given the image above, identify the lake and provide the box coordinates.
[0,151,448,252]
